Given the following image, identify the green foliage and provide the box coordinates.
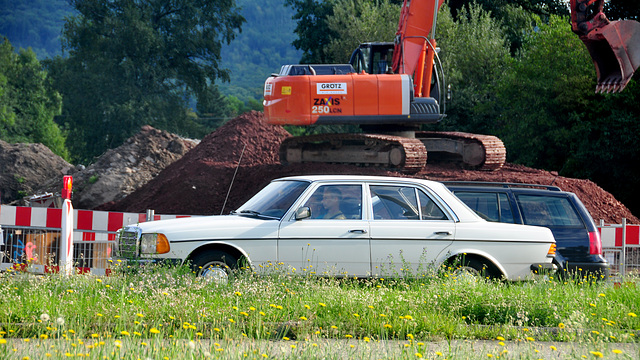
[490,15,594,171]
[429,3,513,134]
[285,0,338,64]
[217,0,301,104]
[604,0,640,21]
[324,0,400,63]
[45,0,245,164]
[0,0,74,59]
[0,38,68,158]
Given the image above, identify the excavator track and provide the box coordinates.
[279,133,427,173]
[416,131,506,171]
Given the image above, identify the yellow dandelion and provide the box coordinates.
[345,334,353,338]
[496,336,505,341]
[590,351,603,358]
[435,351,443,356]
[150,328,160,334]
[120,331,130,336]
[526,337,535,342]
[235,291,242,296]
[612,349,623,354]
[487,354,493,358]
[628,312,637,317]
[550,346,557,351]
[299,316,307,321]
[558,323,566,329]
[353,313,359,317]
[415,353,423,358]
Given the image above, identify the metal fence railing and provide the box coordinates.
[0,225,114,275]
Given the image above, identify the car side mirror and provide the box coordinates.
[295,207,311,220]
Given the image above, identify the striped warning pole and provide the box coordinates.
[60,176,74,276]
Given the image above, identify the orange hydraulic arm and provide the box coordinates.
[391,0,445,98]
[570,0,640,93]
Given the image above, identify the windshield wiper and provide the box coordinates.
[233,210,279,220]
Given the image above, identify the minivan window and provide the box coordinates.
[517,195,583,227]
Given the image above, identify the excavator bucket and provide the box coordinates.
[580,19,640,93]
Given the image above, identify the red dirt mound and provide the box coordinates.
[98,111,638,224]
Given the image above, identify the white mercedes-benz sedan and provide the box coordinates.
[116,175,556,281]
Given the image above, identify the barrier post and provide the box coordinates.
[60,176,74,276]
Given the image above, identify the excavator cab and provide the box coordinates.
[349,42,395,74]
[571,0,640,93]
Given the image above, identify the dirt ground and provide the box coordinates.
[96,111,639,224]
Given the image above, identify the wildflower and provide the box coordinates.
[353,313,359,317]
[114,340,122,348]
[56,317,65,326]
[345,335,353,339]
[304,305,310,309]
[628,312,637,317]
[319,302,326,307]
[259,311,266,316]
[526,337,535,342]
[150,328,160,334]
[496,336,505,341]
[282,337,290,341]
[141,342,148,346]
[499,342,505,346]
[290,345,296,349]
[364,337,370,343]
[331,325,338,329]
[133,331,142,336]
[612,349,623,354]
[558,323,566,329]
[235,292,242,296]
[435,351,443,356]
[40,334,48,340]
[299,316,307,321]
[40,314,50,322]
[120,331,130,336]
[407,334,414,340]
[487,354,493,358]
[590,351,603,358]
[96,313,103,317]
[415,353,423,358]
[91,334,99,338]
[550,346,557,351]
[598,293,605,297]
[592,331,600,335]
[214,328,221,332]
[0,339,6,344]
[384,324,392,329]
[136,313,144,318]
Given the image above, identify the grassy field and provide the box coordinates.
[0,262,638,359]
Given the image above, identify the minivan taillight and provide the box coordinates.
[589,231,602,255]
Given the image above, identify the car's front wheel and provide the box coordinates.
[190,250,238,283]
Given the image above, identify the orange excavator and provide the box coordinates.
[263,0,639,172]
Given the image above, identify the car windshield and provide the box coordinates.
[234,180,310,219]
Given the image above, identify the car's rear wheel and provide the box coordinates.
[453,258,500,280]
[190,250,238,283]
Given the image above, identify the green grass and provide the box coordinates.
[0,263,638,359]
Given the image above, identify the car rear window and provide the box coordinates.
[516,194,583,227]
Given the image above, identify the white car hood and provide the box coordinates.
[125,215,279,242]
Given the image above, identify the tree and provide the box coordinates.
[429,3,513,135]
[0,38,68,158]
[45,0,245,164]
[285,0,337,64]
[324,0,400,63]
[604,0,640,21]
[491,15,594,171]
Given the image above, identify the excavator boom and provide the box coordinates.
[571,0,640,93]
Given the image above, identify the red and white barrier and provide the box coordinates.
[599,222,640,247]
[0,204,192,275]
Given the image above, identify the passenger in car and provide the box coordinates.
[322,187,347,219]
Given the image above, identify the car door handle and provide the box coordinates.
[349,229,368,234]
[434,231,452,236]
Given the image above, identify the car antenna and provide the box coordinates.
[221,143,246,215]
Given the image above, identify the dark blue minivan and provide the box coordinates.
[444,182,610,279]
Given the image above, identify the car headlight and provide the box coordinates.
[140,233,170,254]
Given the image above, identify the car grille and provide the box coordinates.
[117,230,139,258]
